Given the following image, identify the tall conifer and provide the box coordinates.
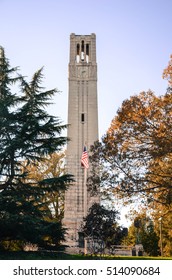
[0,47,72,250]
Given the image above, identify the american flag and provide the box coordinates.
[81,146,89,169]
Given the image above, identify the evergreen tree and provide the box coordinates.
[82,203,127,250]
[0,47,73,250]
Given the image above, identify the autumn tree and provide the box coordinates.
[0,47,73,250]
[91,90,172,209]
[86,56,172,256]
[162,54,172,87]
[24,152,66,221]
[87,55,172,256]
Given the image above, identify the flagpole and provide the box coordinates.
[81,145,89,254]
[84,167,87,217]
[84,167,87,254]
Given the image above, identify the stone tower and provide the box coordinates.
[63,33,99,249]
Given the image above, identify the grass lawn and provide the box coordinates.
[0,251,172,260]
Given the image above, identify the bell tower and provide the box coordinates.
[63,33,99,250]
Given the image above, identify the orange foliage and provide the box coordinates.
[162,54,172,86]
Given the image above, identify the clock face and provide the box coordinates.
[78,66,88,78]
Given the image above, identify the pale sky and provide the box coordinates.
[1,0,172,138]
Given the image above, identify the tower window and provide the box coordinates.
[81,40,85,61]
[81,40,84,52]
[81,113,85,123]
[86,44,89,55]
[86,44,89,63]
[76,44,80,63]
[77,44,80,55]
